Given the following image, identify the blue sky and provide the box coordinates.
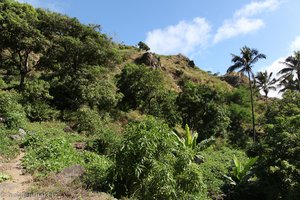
[17,0,300,95]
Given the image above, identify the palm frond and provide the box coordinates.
[227,62,243,73]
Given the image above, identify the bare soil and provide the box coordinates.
[0,151,34,200]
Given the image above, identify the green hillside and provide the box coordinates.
[0,1,299,200]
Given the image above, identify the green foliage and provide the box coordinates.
[23,79,59,121]
[117,64,164,110]
[200,145,248,199]
[244,90,300,199]
[0,128,20,159]
[72,106,122,156]
[0,90,27,128]
[177,81,230,140]
[225,155,258,185]
[172,124,198,150]
[79,68,122,112]
[82,151,113,191]
[113,117,206,199]
[0,172,11,182]
[227,87,253,147]
[73,106,103,134]
[0,0,48,89]
[22,133,83,176]
[138,41,150,51]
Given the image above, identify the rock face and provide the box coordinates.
[136,52,161,69]
[55,165,85,185]
[73,142,87,150]
[221,72,249,87]
[9,129,27,141]
[176,53,195,68]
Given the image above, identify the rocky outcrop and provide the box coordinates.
[55,165,85,185]
[135,52,161,69]
[221,72,249,87]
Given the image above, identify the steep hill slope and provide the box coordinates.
[116,45,232,92]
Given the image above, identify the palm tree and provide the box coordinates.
[255,70,276,101]
[227,46,266,142]
[278,51,300,92]
[277,74,297,93]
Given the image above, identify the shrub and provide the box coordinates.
[22,133,83,176]
[0,90,27,128]
[82,151,113,191]
[113,117,207,199]
[22,79,59,121]
[199,145,247,199]
[177,82,230,140]
[0,128,20,159]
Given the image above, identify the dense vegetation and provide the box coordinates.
[0,1,299,199]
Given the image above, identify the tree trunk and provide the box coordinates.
[297,71,300,92]
[18,51,29,90]
[248,71,256,142]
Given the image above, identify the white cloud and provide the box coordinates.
[214,18,264,44]
[234,0,282,18]
[214,0,281,44]
[290,36,300,51]
[259,57,286,98]
[145,17,211,55]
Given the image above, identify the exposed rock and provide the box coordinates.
[9,134,23,141]
[0,117,6,123]
[176,54,195,68]
[221,72,249,87]
[73,142,87,150]
[55,165,85,185]
[188,60,195,68]
[9,129,28,141]
[136,52,161,69]
[18,128,26,136]
[194,155,204,164]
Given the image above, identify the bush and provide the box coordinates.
[73,106,102,134]
[0,128,20,159]
[22,133,83,176]
[177,82,230,140]
[82,151,113,191]
[113,117,207,199]
[199,145,247,199]
[0,90,27,128]
[23,79,59,121]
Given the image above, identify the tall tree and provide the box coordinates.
[278,51,300,92]
[227,46,266,142]
[255,70,276,101]
[0,0,47,90]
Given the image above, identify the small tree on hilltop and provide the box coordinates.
[138,41,150,51]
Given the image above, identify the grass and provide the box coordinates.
[199,143,248,199]
[0,126,20,159]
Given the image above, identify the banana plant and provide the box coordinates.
[171,124,198,149]
[224,155,258,186]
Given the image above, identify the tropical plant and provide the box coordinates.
[227,46,266,142]
[113,117,206,199]
[224,155,258,186]
[172,124,198,149]
[278,50,300,92]
[255,70,276,101]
